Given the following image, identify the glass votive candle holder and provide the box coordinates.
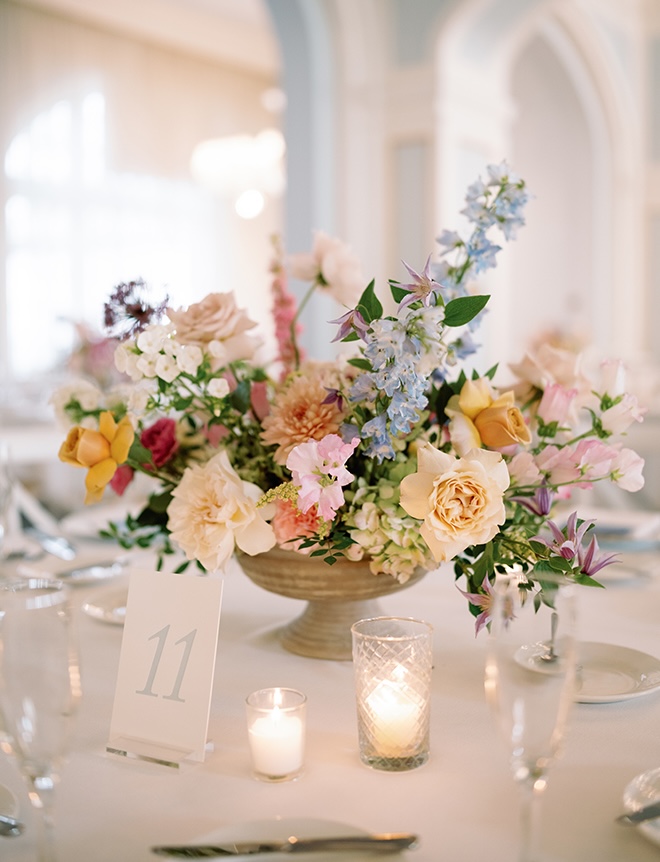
[245,687,307,782]
[351,616,433,772]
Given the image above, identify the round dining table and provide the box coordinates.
[1,540,659,862]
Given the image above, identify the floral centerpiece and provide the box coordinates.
[54,163,646,633]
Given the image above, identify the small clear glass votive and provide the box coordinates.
[351,616,433,772]
[245,687,307,782]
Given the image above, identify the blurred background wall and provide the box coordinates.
[1,0,658,507]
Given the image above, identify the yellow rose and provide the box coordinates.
[456,377,493,419]
[58,411,134,505]
[473,392,532,448]
[446,381,531,453]
[400,442,509,562]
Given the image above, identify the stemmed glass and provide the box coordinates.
[484,572,578,862]
[0,579,81,861]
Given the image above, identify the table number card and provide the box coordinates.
[107,568,223,767]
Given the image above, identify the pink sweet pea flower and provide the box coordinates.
[286,434,359,521]
[600,393,647,435]
[573,439,616,484]
[537,383,577,426]
[610,447,645,492]
[535,445,581,486]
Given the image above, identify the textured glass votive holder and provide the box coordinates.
[351,616,433,772]
[245,687,306,782]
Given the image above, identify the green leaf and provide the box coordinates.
[388,281,408,304]
[229,379,251,413]
[356,280,383,323]
[148,491,173,514]
[128,439,152,463]
[574,574,605,588]
[444,294,490,327]
[347,357,372,371]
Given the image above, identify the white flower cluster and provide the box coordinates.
[114,325,206,384]
[345,486,435,582]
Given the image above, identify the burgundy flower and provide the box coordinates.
[141,418,179,467]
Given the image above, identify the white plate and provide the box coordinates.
[623,767,660,847]
[575,642,660,703]
[18,558,126,587]
[82,586,128,625]
[0,783,19,820]
[188,818,412,861]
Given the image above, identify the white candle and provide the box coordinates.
[248,705,305,778]
[365,673,425,758]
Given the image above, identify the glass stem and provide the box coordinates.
[518,781,543,862]
[27,776,58,862]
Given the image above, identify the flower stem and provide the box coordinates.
[290,281,318,370]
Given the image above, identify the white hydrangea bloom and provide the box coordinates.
[137,324,171,355]
[114,343,143,381]
[176,344,203,375]
[208,377,230,399]
[155,354,179,383]
[136,354,159,378]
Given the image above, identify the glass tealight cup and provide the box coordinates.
[351,616,433,772]
[245,687,307,782]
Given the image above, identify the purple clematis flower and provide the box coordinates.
[397,255,444,310]
[457,576,496,636]
[329,308,369,342]
[510,485,554,517]
[533,511,619,577]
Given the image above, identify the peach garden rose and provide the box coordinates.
[399,443,510,562]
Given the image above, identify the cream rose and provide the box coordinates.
[167,450,275,573]
[167,292,261,366]
[399,443,509,562]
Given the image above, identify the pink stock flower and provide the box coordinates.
[537,383,578,426]
[286,434,359,521]
[271,246,304,376]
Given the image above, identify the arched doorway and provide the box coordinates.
[434,0,644,371]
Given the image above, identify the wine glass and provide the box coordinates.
[0,441,14,562]
[0,579,81,861]
[484,572,578,862]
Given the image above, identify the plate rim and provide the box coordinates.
[575,641,660,704]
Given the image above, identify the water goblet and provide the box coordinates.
[484,572,577,862]
[0,579,81,861]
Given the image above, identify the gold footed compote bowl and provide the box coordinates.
[0,579,81,861]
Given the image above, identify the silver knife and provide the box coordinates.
[24,526,77,561]
[617,800,660,825]
[152,832,418,856]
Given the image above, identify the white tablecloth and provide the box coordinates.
[1,549,660,861]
